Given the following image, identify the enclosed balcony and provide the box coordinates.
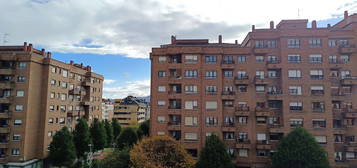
[234,75,249,85]
[169,84,182,94]
[341,77,357,85]
[235,106,250,116]
[168,99,181,109]
[169,130,181,140]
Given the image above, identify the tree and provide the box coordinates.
[272,127,330,168]
[48,127,76,167]
[130,136,195,168]
[196,134,234,168]
[90,118,107,151]
[73,118,91,158]
[100,148,131,168]
[104,119,113,147]
[116,127,138,150]
[138,120,150,137]
[112,118,121,140]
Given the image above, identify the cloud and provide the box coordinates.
[0,0,356,58]
[103,79,116,85]
[103,80,150,98]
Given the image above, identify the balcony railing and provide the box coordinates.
[235,106,249,111]
[221,91,235,95]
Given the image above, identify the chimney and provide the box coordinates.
[235,40,238,44]
[28,43,33,52]
[218,35,222,44]
[312,20,317,29]
[344,11,348,19]
[270,21,274,29]
[23,42,27,51]
[87,66,92,72]
[70,60,74,65]
[171,35,176,44]
[80,63,83,67]
[41,49,45,56]
[47,52,52,58]
[327,24,331,28]
[252,25,255,31]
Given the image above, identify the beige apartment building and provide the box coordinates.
[150,11,357,168]
[113,96,147,126]
[0,43,103,167]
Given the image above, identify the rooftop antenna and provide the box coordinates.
[2,33,9,44]
[298,8,300,18]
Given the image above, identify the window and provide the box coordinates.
[205,70,217,79]
[255,71,265,79]
[14,120,22,126]
[48,118,53,124]
[310,70,323,80]
[238,116,248,124]
[224,117,234,126]
[206,101,217,110]
[238,149,248,157]
[290,118,303,127]
[185,101,198,110]
[255,56,264,62]
[184,133,198,140]
[288,54,301,63]
[50,92,55,99]
[18,62,26,69]
[237,56,246,63]
[257,133,267,142]
[309,38,321,48]
[185,85,197,94]
[157,132,165,136]
[184,70,198,78]
[267,56,278,63]
[290,102,303,112]
[339,40,349,46]
[328,40,336,47]
[15,105,23,112]
[16,91,24,97]
[13,134,20,141]
[223,56,234,64]
[341,55,350,63]
[205,56,217,64]
[255,40,264,48]
[60,105,66,112]
[267,40,277,48]
[157,101,165,106]
[256,117,267,124]
[255,85,265,92]
[315,136,327,144]
[11,149,20,156]
[346,152,357,160]
[288,70,301,78]
[205,86,217,94]
[334,134,343,143]
[157,116,165,123]
[312,102,325,112]
[341,70,351,79]
[60,94,67,101]
[48,131,53,137]
[237,85,247,92]
[206,117,218,126]
[185,117,198,126]
[268,70,278,78]
[158,71,166,77]
[237,71,248,79]
[62,70,68,77]
[223,132,235,140]
[158,86,166,92]
[59,118,65,124]
[49,105,55,111]
[311,86,324,96]
[185,55,198,64]
[312,119,326,129]
[51,66,56,73]
[158,56,166,63]
[61,82,67,88]
[17,76,25,82]
[287,39,300,48]
[309,54,322,63]
[223,70,233,77]
[329,56,337,63]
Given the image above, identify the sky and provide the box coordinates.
[0,0,357,98]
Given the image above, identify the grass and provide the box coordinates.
[103,148,115,153]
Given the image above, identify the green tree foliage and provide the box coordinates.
[196,134,234,168]
[112,118,121,140]
[48,127,76,167]
[104,119,113,147]
[272,127,330,168]
[100,148,131,168]
[90,118,107,151]
[116,127,138,150]
[138,120,150,137]
[130,136,195,168]
[73,118,91,158]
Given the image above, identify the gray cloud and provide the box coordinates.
[0,0,249,58]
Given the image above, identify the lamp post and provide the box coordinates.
[87,144,93,168]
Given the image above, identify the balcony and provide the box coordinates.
[266,90,283,99]
[0,127,9,134]
[221,60,235,68]
[269,124,284,133]
[345,143,357,152]
[167,121,181,130]
[255,107,271,117]
[339,45,356,54]
[341,77,357,85]
[80,101,90,106]
[343,109,357,118]
[221,91,235,99]
[256,140,272,150]
[0,112,10,119]
[235,106,250,116]
[81,79,92,87]
[253,48,270,54]
[69,88,81,95]
[0,97,11,104]
[234,76,249,85]
[254,76,268,85]
[236,139,251,149]
[0,82,14,89]
[0,69,14,75]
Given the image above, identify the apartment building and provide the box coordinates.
[113,96,147,126]
[150,11,357,168]
[102,99,114,120]
[0,43,103,167]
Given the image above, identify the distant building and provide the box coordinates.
[113,96,148,126]
[102,99,114,120]
[0,43,104,167]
